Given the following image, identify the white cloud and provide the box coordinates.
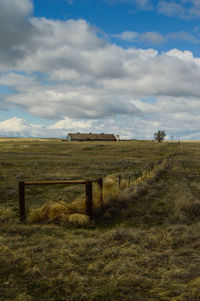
[158,0,200,18]
[0,116,134,139]
[0,117,93,138]
[166,49,196,62]
[49,117,93,130]
[113,31,165,45]
[113,31,139,41]
[1,0,200,139]
[140,32,165,45]
[113,30,198,45]
[0,117,28,134]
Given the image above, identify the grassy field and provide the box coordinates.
[1,138,200,300]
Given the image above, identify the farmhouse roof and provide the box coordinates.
[67,133,117,141]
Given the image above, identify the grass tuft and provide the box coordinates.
[68,214,90,226]
[0,207,14,224]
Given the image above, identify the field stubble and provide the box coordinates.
[1,139,200,300]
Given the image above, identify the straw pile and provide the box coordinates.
[28,175,121,225]
[28,201,87,225]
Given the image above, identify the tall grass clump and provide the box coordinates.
[171,198,200,224]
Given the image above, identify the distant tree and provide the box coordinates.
[154,130,166,143]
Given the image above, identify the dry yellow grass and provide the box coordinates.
[68,214,90,225]
[28,201,86,225]
[0,137,55,142]
[2,139,200,300]
[27,158,170,226]
[102,176,120,203]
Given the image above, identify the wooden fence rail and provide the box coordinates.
[19,178,103,222]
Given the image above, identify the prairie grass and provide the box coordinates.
[1,139,200,300]
[27,159,168,225]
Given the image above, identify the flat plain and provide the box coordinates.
[1,138,200,300]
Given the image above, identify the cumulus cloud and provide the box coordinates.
[0,117,93,138]
[0,117,28,135]
[1,0,200,139]
[0,116,134,139]
[2,108,200,140]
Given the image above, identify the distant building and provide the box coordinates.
[66,133,117,141]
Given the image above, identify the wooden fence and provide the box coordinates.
[117,142,181,188]
[18,142,180,222]
[19,178,103,222]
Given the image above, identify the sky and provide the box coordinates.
[1,0,200,139]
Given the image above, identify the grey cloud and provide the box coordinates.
[2,44,200,120]
[0,0,33,46]
[166,31,199,43]
[0,0,105,68]
[3,85,142,119]
[0,0,34,64]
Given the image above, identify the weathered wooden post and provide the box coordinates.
[85,181,93,219]
[19,181,25,222]
[118,174,121,187]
